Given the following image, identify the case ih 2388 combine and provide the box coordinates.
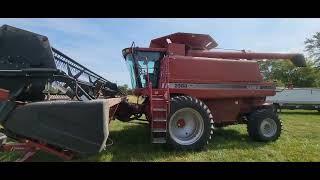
[0,25,306,161]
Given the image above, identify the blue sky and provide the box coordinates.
[1,18,319,87]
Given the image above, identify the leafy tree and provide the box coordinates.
[305,32,320,67]
[258,31,320,88]
[258,60,277,81]
[258,60,320,87]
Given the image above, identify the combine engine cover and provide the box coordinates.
[0,24,120,155]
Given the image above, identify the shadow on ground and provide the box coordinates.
[82,123,267,162]
[25,121,267,162]
[208,128,268,150]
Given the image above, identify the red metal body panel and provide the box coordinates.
[169,89,275,99]
[167,56,263,83]
[204,99,242,124]
[203,97,265,125]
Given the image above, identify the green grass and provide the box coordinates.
[1,110,319,162]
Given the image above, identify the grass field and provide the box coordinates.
[1,109,319,162]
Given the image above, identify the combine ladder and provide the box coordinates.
[150,58,170,144]
[151,89,169,143]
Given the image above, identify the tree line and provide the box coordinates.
[259,32,320,88]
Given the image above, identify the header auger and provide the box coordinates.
[0,26,306,161]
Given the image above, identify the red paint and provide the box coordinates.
[167,56,263,83]
[1,139,73,162]
[177,119,186,128]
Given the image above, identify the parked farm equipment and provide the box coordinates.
[0,25,306,161]
[266,87,320,112]
[119,33,305,150]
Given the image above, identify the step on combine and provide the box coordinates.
[0,25,306,161]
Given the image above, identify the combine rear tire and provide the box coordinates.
[167,96,214,150]
[247,108,282,142]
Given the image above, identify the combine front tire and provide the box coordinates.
[247,108,282,142]
[167,96,214,150]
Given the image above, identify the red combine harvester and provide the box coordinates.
[118,33,305,149]
[0,25,306,161]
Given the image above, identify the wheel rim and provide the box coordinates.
[169,108,204,145]
[260,118,277,138]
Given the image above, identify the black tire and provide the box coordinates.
[247,107,282,142]
[167,96,214,150]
